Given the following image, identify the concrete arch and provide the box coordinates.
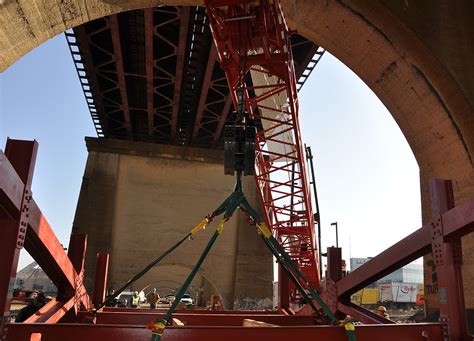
[1,0,472,309]
[1,0,472,202]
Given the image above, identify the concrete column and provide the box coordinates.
[73,137,272,308]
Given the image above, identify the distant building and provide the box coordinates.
[15,262,57,295]
[350,257,423,284]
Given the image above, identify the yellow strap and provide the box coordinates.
[217,218,226,234]
[191,218,209,235]
[257,222,272,239]
[344,322,355,331]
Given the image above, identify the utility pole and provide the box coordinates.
[331,222,338,247]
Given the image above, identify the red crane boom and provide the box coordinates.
[205,0,320,296]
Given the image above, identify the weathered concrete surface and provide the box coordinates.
[73,138,273,309]
[1,0,473,322]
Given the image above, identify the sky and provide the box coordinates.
[0,33,422,272]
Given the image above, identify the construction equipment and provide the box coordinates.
[207,0,320,303]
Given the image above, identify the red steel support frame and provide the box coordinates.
[315,179,472,339]
[0,140,91,332]
[205,0,320,304]
[2,150,469,341]
[5,321,446,340]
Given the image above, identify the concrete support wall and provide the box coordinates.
[73,137,272,309]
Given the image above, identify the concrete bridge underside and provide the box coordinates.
[1,0,473,327]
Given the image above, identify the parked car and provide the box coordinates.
[180,294,194,306]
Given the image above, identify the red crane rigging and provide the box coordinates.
[205,0,320,295]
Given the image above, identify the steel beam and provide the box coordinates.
[326,247,342,282]
[337,224,432,297]
[144,8,155,137]
[73,26,109,133]
[191,45,218,140]
[213,95,233,145]
[0,140,37,334]
[5,322,445,341]
[294,44,319,79]
[441,193,474,240]
[337,196,474,300]
[0,142,91,316]
[90,312,315,326]
[278,266,290,310]
[109,14,133,138]
[337,302,393,325]
[24,297,75,324]
[101,308,279,314]
[93,253,109,309]
[171,7,190,138]
[428,179,468,340]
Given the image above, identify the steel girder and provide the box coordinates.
[6,321,445,341]
[67,6,324,147]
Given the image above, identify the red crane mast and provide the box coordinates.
[205,0,320,295]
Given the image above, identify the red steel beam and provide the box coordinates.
[0,151,23,214]
[337,223,431,297]
[24,297,75,324]
[67,233,87,276]
[26,201,91,311]
[5,322,445,341]
[337,196,474,299]
[0,145,91,311]
[144,8,154,137]
[101,307,280,314]
[278,266,290,310]
[191,45,218,140]
[337,302,393,325]
[93,253,109,309]
[66,233,88,315]
[428,179,468,340]
[0,139,37,333]
[441,193,474,240]
[171,7,190,138]
[90,312,314,326]
[109,14,133,138]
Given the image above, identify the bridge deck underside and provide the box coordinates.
[68,6,324,149]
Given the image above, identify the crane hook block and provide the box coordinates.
[224,111,256,176]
